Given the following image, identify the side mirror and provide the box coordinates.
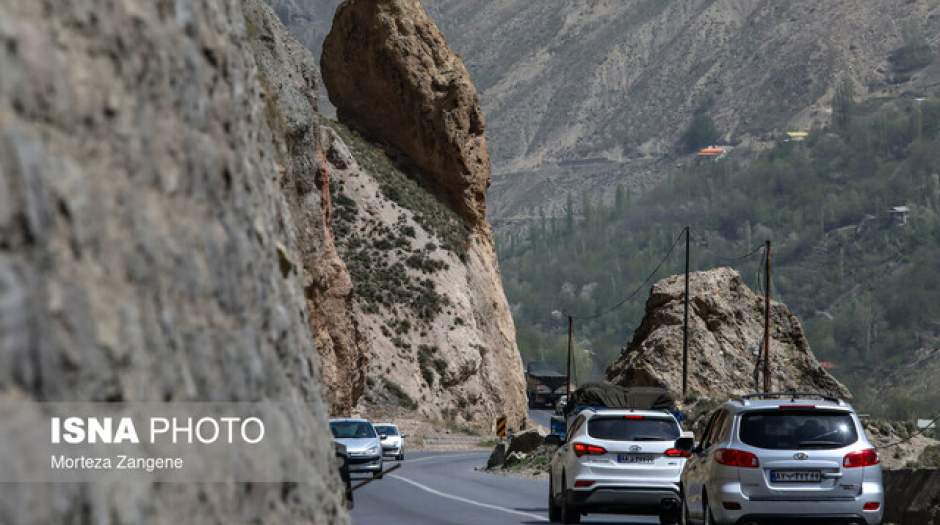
[379,434,387,439]
[401,434,407,438]
[674,431,695,452]
[544,434,563,447]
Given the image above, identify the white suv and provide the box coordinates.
[548,408,693,524]
[680,393,883,525]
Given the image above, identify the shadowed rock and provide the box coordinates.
[321,0,490,225]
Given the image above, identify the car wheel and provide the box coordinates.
[372,466,383,480]
[560,475,581,525]
[680,493,692,525]
[548,475,561,522]
[702,493,715,525]
[397,451,404,461]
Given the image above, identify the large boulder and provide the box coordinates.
[507,428,544,455]
[607,268,849,400]
[321,0,490,225]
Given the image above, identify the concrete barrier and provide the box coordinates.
[884,468,940,524]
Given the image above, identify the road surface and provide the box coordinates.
[350,451,660,525]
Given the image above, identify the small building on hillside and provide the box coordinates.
[889,206,910,226]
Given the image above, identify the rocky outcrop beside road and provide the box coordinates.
[607,268,849,400]
[322,0,491,225]
[318,0,527,432]
[0,0,347,523]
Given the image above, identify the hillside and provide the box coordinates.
[427,0,940,222]
[498,94,940,415]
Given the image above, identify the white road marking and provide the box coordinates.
[388,473,548,522]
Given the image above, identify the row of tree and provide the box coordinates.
[498,95,940,412]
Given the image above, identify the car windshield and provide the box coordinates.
[330,421,376,439]
[587,416,679,441]
[740,410,858,450]
[374,425,398,436]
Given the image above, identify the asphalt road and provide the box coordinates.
[350,451,660,525]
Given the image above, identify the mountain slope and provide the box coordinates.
[427,0,940,220]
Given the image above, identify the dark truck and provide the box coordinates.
[525,361,569,408]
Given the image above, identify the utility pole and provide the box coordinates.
[763,240,772,393]
[566,316,573,399]
[682,226,690,399]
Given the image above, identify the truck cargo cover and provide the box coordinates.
[564,382,674,416]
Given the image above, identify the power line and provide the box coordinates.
[713,243,766,262]
[563,228,687,321]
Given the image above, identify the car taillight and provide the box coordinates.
[863,502,881,511]
[714,448,760,468]
[623,415,644,420]
[664,448,691,458]
[844,448,879,468]
[574,480,595,488]
[572,442,607,457]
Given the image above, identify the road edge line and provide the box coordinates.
[388,473,548,522]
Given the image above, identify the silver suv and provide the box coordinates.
[680,393,883,525]
[548,408,693,524]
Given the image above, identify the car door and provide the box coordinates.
[561,415,587,491]
[552,415,585,495]
[683,410,724,520]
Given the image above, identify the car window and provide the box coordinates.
[740,410,858,450]
[329,421,377,439]
[374,426,398,436]
[568,416,586,437]
[587,417,679,441]
[700,411,721,449]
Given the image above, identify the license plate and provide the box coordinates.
[617,454,654,464]
[771,470,821,482]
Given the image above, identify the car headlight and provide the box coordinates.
[368,446,380,455]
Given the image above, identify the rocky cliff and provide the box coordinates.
[0,0,348,523]
[317,0,527,431]
[607,268,849,400]
[322,0,490,226]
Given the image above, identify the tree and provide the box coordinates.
[832,77,855,131]
[564,193,575,232]
[615,184,626,215]
[680,113,720,152]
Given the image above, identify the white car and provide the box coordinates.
[329,418,384,479]
[374,423,406,461]
[547,408,693,524]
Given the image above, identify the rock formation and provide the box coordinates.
[607,268,849,400]
[314,0,527,432]
[0,0,351,522]
[321,0,491,225]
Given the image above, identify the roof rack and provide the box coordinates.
[738,392,844,405]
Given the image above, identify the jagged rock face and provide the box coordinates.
[252,2,367,416]
[607,268,849,400]
[320,122,528,432]
[321,0,491,225]
[0,1,346,523]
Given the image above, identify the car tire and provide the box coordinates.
[397,451,404,461]
[548,475,561,522]
[680,492,692,525]
[702,493,716,525]
[372,467,383,480]
[560,477,581,525]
